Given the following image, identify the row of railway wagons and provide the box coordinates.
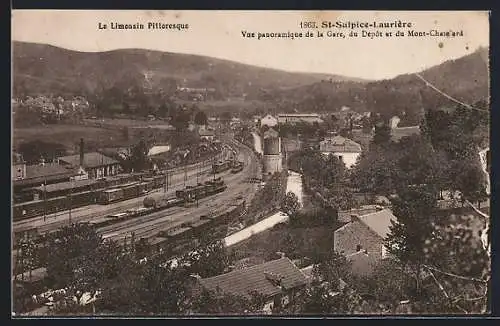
[144,200,246,255]
[13,174,168,220]
[175,177,227,202]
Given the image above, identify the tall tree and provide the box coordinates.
[372,123,392,147]
[385,186,437,295]
[194,111,208,126]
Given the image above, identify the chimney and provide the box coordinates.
[79,138,84,167]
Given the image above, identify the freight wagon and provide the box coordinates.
[158,226,193,242]
[212,160,232,174]
[98,188,124,204]
[231,161,244,173]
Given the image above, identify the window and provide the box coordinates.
[338,155,343,161]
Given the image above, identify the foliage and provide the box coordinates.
[189,288,266,315]
[281,191,301,216]
[372,123,392,146]
[181,240,230,278]
[125,139,150,172]
[194,111,208,126]
[17,140,67,164]
[44,224,103,289]
[385,187,436,268]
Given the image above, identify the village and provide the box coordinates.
[11,10,491,317]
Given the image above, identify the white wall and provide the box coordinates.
[261,116,278,128]
[321,152,360,169]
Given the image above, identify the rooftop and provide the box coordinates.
[199,257,307,299]
[14,164,77,186]
[357,209,396,239]
[147,145,171,157]
[277,113,320,117]
[58,152,119,168]
[35,178,97,193]
[320,136,362,153]
[391,126,421,142]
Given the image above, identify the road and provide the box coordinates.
[13,158,219,235]
[99,138,260,244]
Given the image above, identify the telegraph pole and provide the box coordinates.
[69,179,74,225]
[43,177,47,222]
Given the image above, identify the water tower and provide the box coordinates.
[262,128,282,175]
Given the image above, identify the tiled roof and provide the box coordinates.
[320,136,362,153]
[147,145,171,156]
[277,113,320,117]
[391,126,421,141]
[358,209,396,239]
[14,164,76,186]
[25,164,75,179]
[199,257,307,299]
[58,152,119,168]
[35,178,98,193]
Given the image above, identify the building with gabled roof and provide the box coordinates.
[334,208,397,262]
[260,114,278,128]
[319,135,362,169]
[196,257,308,313]
[57,139,121,179]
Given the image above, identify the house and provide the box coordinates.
[334,208,396,262]
[198,129,215,141]
[391,126,421,142]
[319,135,362,169]
[389,116,401,129]
[277,113,323,125]
[260,114,278,128]
[58,140,120,179]
[13,161,78,202]
[196,257,308,314]
[147,145,171,157]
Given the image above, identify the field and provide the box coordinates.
[13,124,127,153]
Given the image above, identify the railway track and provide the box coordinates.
[13,167,214,235]
[98,141,258,244]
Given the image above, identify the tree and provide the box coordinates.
[182,240,230,278]
[194,111,208,126]
[220,111,232,125]
[18,140,67,164]
[385,186,437,295]
[171,108,190,132]
[45,224,103,289]
[372,123,392,146]
[128,139,150,172]
[281,191,301,216]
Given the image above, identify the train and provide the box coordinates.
[143,200,246,256]
[175,177,227,202]
[13,173,168,220]
[230,161,244,173]
[212,160,232,174]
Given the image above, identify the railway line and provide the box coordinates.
[13,159,217,234]
[12,138,260,269]
[98,141,259,244]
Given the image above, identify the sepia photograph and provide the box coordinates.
[11,10,490,316]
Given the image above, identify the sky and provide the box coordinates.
[11,10,489,80]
